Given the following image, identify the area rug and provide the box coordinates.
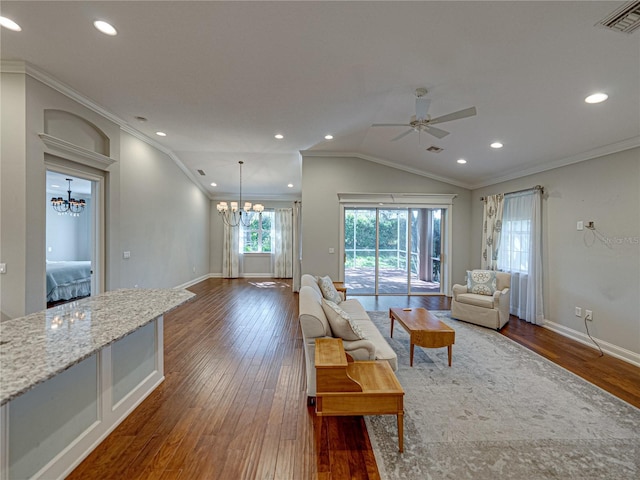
[365,311,640,480]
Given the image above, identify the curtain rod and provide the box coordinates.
[480,185,543,201]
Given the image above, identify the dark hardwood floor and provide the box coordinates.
[68,278,640,479]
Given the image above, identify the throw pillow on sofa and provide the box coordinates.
[466,269,498,296]
[318,275,343,304]
[321,299,366,341]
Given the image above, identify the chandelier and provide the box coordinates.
[216,161,264,227]
[51,178,86,216]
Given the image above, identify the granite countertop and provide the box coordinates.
[0,288,195,406]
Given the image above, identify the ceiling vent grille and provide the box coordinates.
[597,1,640,34]
[426,145,444,153]
[197,169,206,176]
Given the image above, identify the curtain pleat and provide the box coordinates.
[273,208,293,278]
[481,194,504,270]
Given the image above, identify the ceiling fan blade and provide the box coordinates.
[429,106,477,125]
[424,125,450,139]
[391,129,414,142]
[372,123,411,127]
[415,97,431,120]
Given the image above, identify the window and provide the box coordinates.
[241,211,273,253]
[497,195,532,274]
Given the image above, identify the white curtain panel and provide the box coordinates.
[273,208,293,278]
[498,190,544,324]
[292,202,302,291]
[222,222,241,278]
[481,194,504,270]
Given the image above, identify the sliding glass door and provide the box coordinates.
[344,207,443,295]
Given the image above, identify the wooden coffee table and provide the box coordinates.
[389,307,455,367]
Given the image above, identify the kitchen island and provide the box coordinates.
[0,288,194,480]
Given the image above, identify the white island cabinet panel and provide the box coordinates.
[0,289,193,480]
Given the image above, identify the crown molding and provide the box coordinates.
[300,150,473,189]
[469,136,640,190]
[3,60,211,199]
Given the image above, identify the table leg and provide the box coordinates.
[410,343,414,367]
[397,410,404,453]
[390,315,395,338]
[448,344,452,367]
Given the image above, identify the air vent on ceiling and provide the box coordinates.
[426,145,444,153]
[597,1,640,34]
[197,169,206,176]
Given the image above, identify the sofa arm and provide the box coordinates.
[493,287,510,304]
[342,339,376,361]
[452,283,468,300]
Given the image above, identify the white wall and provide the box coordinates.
[118,131,210,288]
[210,200,298,276]
[0,73,27,320]
[300,155,472,287]
[471,147,640,358]
[0,69,210,318]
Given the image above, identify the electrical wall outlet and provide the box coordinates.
[585,310,593,321]
[123,251,131,259]
[575,306,582,317]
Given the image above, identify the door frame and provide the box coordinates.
[45,161,105,299]
[338,193,456,296]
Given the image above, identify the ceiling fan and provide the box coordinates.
[372,88,477,141]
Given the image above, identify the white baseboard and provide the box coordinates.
[542,319,640,368]
[174,274,214,289]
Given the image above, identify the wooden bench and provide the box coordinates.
[314,337,405,452]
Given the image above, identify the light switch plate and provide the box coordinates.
[577,221,584,231]
[0,263,6,274]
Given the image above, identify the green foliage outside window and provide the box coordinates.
[242,212,272,253]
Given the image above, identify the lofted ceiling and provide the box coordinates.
[2,1,639,199]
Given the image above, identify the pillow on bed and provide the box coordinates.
[321,299,366,341]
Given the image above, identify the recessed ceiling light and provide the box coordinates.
[155,131,167,137]
[324,134,334,140]
[274,134,284,140]
[287,183,294,188]
[94,20,117,36]
[457,159,467,164]
[0,16,22,31]
[490,142,503,149]
[210,182,217,187]
[585,92,608,104]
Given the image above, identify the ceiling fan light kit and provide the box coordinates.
[372,88,477,142]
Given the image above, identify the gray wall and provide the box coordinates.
[300,155,472,288]
[46,194,91,261]
[0,70,210,319]
[118,131,210,288]
[471,147,640,356]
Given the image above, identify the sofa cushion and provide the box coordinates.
[351,319,398,371]
[318,275,343,304]
[455,292,495,309]
[467,270,497,296]
[321,299,366,341]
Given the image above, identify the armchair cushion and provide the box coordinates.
[467,270,498,296]
[318,275,343,304]
[455,292,495,309]
[321,299,366,341]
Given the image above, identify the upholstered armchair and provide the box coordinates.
[451,270,511,330]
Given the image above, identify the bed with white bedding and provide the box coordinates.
[46,260,92,303]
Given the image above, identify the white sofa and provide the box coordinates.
[451,271,511,330]
[298,274,398,400]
